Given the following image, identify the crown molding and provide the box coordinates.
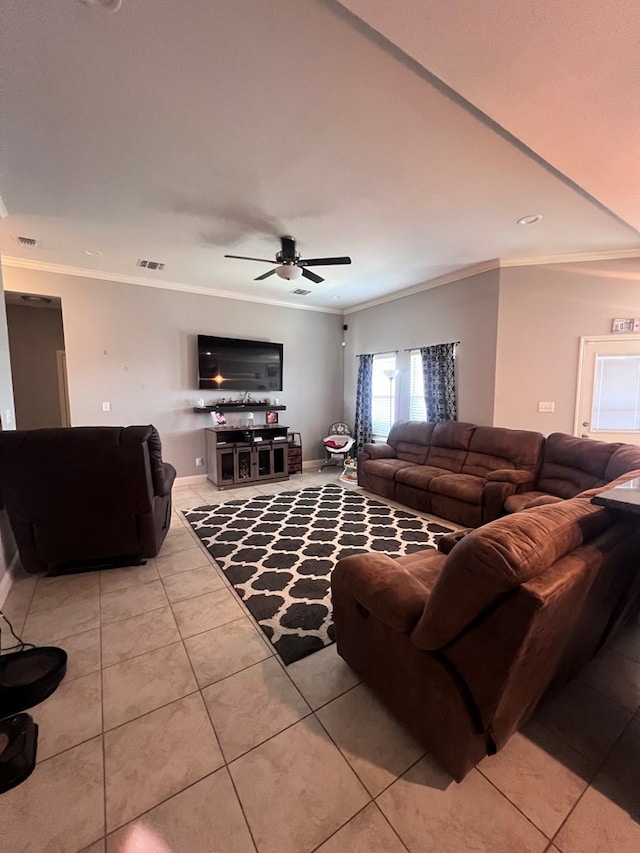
[0,256,343,315]
[344,247,640,314]
[344,259,500,314]
[499,247,640,267]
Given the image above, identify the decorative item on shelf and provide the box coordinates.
[266,410,278,424]
[211,412,226,425]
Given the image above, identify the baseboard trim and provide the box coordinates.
[174,474,209,486]
[0,550,20,609]
[177,462,325,483]
[303,459,327,470]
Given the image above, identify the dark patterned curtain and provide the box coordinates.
[420,343,457,422]
[354,354,374,450]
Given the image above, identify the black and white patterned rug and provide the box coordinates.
[183,484,454,665]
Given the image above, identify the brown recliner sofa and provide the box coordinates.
[358,421,640,525]
[332,473,640,781]
[358,421,545,526]
[503,431,640,511]
[0,425,176,574]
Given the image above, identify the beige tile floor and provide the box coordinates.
[1,470,639,852]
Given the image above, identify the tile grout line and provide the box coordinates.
[475,766,555,842]
[163,572,261,853]
[546,708,637,847]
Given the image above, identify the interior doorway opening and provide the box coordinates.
[5,292,71,429]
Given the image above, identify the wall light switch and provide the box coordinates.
[102,402,111,412]
[195,457,204,467]
[538,401,555,413]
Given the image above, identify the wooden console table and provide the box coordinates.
[592,477,640,515]
[205,425,290,490]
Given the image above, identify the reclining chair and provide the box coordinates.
[0,425,176,575]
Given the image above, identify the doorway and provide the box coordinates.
[575,336,640,445]
[5,292,71,430]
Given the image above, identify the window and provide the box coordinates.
[371,353,397,437]
[409,350,427,421]
[592,355,640,431]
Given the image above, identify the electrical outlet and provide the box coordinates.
[537,401,555,413]
[195,457,204,467]
[102,402,111,412]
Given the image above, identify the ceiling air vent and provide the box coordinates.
[16,236,39,248]
[291,288,311,296]
[137,259,165,271]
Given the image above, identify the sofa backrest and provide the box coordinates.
[604,443,640,480]
[411,495,611,649]
[537,433,617,497]
[0,425,157,519]
[387,420,435,463]
[462,426,544,478]
[424,421,475,473]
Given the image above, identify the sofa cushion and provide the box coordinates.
[428,473,484,504]
[537,433,616,498]
[504,492,563,513]
[425,422,475,473]
[411,496,611,649]
[359,458,416,481]
[388,420,435,463]
[462,426,543,478]
[395,465,450,489]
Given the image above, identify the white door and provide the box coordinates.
[576,336,640,444]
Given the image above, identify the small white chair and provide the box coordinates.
[320,422,355,471]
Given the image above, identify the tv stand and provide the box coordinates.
[205,426,290,489]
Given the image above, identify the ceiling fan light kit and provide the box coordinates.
[225,235,351,285]
[276,264,302,280]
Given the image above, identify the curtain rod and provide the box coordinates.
[355,349,399,357]
[403,341,460,351]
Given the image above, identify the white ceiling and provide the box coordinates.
[1,0,639,312]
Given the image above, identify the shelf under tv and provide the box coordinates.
[193,404,287,413]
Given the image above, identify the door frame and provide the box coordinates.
[574,334,640,437]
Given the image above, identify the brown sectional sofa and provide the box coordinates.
[334,421,640,780]
[332,473,640,781]
[358,420,640,526]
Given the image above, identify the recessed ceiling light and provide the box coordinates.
[82,249,103,256]
[517,214,543,226]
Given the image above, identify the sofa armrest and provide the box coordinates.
[486,469,535,486]
[332,552,433,633]
[156,462,177,497]
[362,443,396,460]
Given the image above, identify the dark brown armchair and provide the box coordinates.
[0,426,176,575]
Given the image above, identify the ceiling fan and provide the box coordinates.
[224,235,351,284]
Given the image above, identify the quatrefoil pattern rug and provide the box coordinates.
[183,484,455,664]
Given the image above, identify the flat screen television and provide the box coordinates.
[197,334,283,391]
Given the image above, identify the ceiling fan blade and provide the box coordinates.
[254,269,277,281]
[298,256,351,267]
[301,268,324,284]
[280,236,297,261]
[224,254,276,263]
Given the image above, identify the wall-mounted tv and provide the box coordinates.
[197,334,284,391]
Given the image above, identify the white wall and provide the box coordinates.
[495,259,640,433]
[6,303,66,430]
[3,267,344,475]
[343,269,500,428]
